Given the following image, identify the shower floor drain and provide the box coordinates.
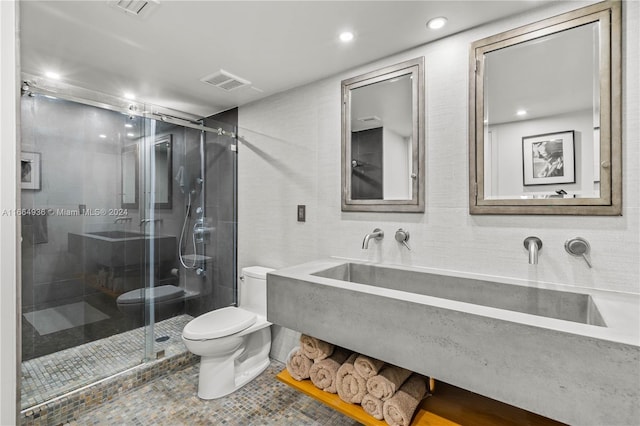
[155,336,170,342]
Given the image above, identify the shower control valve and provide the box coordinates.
[193,220,215,243]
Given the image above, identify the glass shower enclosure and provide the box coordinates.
[19,82,237,409]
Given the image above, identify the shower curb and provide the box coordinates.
[20,351,198,426]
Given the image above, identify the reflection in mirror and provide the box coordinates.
[342,57,424,212]
[121,145,138,209]
[470,1,621,215]
[153,135,172,209]
[351,74,413,200]
[484,23,599,200]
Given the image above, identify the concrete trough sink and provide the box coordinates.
[267,258,639,425]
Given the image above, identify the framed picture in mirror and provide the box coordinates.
[522,130,575,186]
[21,151,41,190]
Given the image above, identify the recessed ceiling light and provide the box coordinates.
[45,71,60,80]
[125,123,133,128]
[516,109,528,116]
[427,17,448,30]
[339,31,354,42]
[124,92,136,100]
[127,133,135,137]
[98,134,107,139]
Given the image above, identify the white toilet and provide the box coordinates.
[182,266,274,399]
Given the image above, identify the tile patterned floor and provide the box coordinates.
[67,360,360,426]
[22,315,193,410]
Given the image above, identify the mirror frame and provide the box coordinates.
[121,144,139,210]
[153,135,173,210]
[469,0,621,215]
[341,57,425,212]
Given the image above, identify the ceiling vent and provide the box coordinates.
[108,0,159,18]
[200,70,251,92]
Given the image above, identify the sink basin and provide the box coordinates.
[312,262,605,326]
[267,258,640,426]
[86,230,147,239]
[68,231,176,268]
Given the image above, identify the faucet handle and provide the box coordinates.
[395,228,411,251]
[565,237,592,268]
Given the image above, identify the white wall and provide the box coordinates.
[238,1,640,358]
[0,0,19,423]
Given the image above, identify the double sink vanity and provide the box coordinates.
[267,258,639,425]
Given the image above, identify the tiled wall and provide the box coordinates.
[237,1,640,361]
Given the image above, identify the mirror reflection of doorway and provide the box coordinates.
[351,127,383,200]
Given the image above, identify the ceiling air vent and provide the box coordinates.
[108,0,159,17]
[200,70,251,92]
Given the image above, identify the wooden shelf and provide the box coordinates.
[277,370,564,426]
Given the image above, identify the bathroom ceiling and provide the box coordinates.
[20,1,548,118]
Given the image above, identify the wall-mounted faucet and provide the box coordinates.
[362,228,384,249]
[395,228,411,251]
[140,218,163,228]
[523,236,542,264]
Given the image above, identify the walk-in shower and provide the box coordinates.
[19,79,238,410]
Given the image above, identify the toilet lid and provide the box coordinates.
[182,306,257,340]
[117,285,184,305]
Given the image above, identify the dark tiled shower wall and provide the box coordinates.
[190,108,238,316]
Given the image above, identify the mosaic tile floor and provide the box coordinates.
[68,360,360,426]
[22,315,192,410]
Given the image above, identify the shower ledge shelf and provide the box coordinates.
[181,254,213,263]
[276,369,561,426]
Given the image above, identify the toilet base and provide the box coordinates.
[198,356,270,400]
[196,326,271,400]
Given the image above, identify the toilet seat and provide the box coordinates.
[182,306,257,340]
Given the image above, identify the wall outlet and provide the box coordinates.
[297,205,306,222]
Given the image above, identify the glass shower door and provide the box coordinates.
[19,94,148,408]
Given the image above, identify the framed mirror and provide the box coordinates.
[469,0,621,215]
[153,135,173,210]
[121,144,138,209]
[342,57,425,212]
